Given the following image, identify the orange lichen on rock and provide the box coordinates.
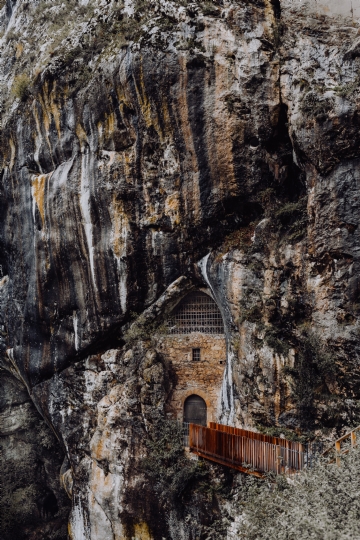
[31,173,47,224]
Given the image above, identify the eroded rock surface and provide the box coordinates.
[0,369,70,539]
[1,0,360,538]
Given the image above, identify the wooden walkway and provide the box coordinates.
[323,425,360,465]
[189,423,360,477]
[189,422,305,477]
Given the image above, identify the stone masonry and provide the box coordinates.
[156,333,226,423]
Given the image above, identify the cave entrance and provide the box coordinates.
[184,395,207,426]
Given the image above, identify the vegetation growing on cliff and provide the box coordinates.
[11,73,31,101]
[283,332,337,429]
[123,312,168,345]
[238,445,360,539]
[0,0,236,114]
[141,420,234,537]
[142,420,208,504]
[275,196,308,243]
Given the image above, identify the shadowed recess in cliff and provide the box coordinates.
[271,0,281,19]
[264,103,306,202]
[185,55,214,213]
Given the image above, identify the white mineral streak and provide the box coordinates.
[167,510,188,540]
[4,348,30,390]
[34,136,42,171]
[33,109,45,174]
[198,253,214,297]
[88,491,114,540]
[6,347,13,360]
[118,249,128,314]
[73,311,79,351]
[220,349,235,426]
[80,152,97,290]
[69,498,89,540]
[88,465,124,540]
[199,254,235,424]
[111,203,129,313]
[119,273,127,313]
[52,159,74,191]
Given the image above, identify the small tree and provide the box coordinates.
[238,444,360,539]
[142,420,208,506]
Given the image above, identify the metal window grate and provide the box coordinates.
[192,348,201,361]
[168,292,224,334]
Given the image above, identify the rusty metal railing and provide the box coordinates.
[189,423,307,477]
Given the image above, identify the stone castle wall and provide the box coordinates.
[156,333,227,423]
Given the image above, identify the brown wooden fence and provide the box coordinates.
[323,425,360,465]
[189,423,305,477]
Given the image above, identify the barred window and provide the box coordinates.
[168,292,224,334]
[192,348,201,361]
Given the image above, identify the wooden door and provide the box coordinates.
[184,395,207,426]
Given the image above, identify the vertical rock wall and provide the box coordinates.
[1,0,360,537]
[0,370,70,539]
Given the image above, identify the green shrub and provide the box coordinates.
[275,197,308,243]
[283,332,336,428]
[201,1,220,16]
[275,200,303,224]
[256,424,310,444]
[11,73,31,101]
[264,326,292,356]
[334,78,360,98]
[132,420,234,537]
[142,420,208,504]
[237,444,360,539]
[300,91,334,118]
[123,312,168,345]
[239,305,263,325]
[186,514,231,540]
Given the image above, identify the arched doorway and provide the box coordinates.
[184,395,207,426]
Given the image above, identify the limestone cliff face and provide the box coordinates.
[1,0,360,538]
